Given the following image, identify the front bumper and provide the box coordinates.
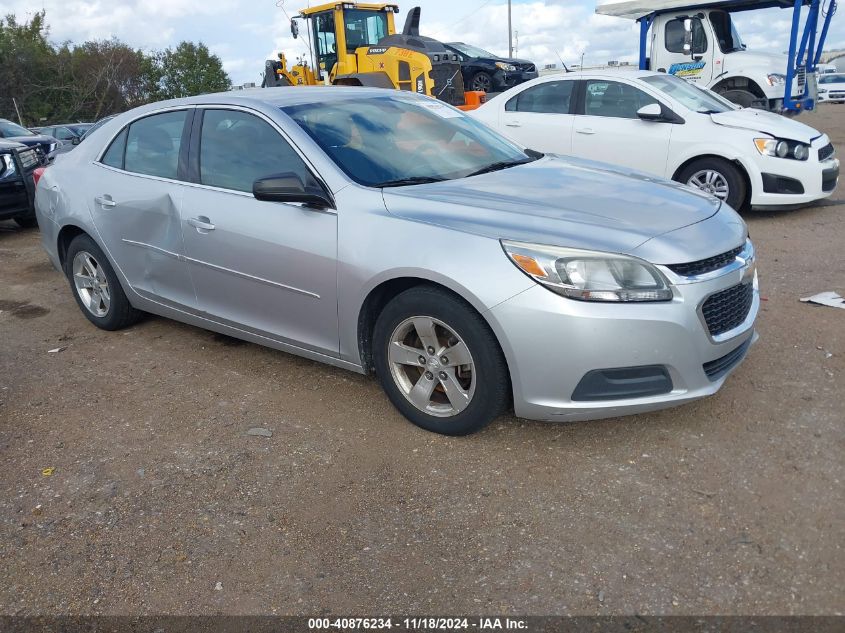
[487,258,759,422]
[494,69,539,90]
[746,137,838,208]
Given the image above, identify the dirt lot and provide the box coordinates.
[1,108,843,617]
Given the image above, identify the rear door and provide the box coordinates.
[499,79,577,154]
[180,107,338,356]
[570,78,672,177]
[89,109,197,311]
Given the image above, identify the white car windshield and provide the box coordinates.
[641,74,733,114]
[284,95,536,187]
[819,74,845,84]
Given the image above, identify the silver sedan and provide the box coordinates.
[34,87,758,435]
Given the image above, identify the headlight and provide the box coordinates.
[502,240,673,302]
[766,73,786,86]
[753,137,809,161]
[0,154,17,180]
[495,61,517,72]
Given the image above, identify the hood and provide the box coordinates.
[382,156,726,260]
[491,56,534,65]
[724,49,787,72]
[6,134,58,148]
[0,139,27,151]
[710,109,820,143]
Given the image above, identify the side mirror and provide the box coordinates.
[637,103,664,121]
[72,136,81,145]
[253,172,333,208]
[683,18,693,54]
[290,18,299,39]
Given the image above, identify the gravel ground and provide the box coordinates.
[0,108,843,617]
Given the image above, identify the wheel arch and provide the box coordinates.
[355,276,513,398]
[671,153,753,210]
[711,75,767,100]
[56,223,90,268]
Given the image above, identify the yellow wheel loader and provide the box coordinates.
[262,2,484,109]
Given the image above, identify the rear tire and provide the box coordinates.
[64,234,142,331]
[676,157,747,211]
[13,215,38,229]
[373,286,509,436]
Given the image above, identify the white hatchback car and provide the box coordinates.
[472,70,839,210]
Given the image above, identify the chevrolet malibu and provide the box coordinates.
[35,88,758,435]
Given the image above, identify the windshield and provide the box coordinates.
[449,42,497,59]
[710,10,744,53]
[642,73,733,113]
[819,74,845,84]
[283,95,533,187]
[0,120,35,137]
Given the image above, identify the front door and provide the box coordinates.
[89,109,197,311]
[571,79,673,178]
[656,15,714,85]
[180,107,339,356]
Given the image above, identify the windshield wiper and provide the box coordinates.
[373,176,447,188]
[465,157,534,178]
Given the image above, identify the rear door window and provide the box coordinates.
[123,110,189,180]
[583,80,658,119]
[505,81,574,114]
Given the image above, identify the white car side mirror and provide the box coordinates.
[637,103,663,120]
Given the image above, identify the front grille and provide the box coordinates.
[819,143,835,161]
[701,282,754,337]
[17,148,39,170]
[703,336,753,381]
[431,62,465,106]
[822,168,838,192]
[667,244,743,277]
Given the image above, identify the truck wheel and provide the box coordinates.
[64,234,142,331]
[13,215,38,229]
[373,285,510,436]
[677,158,747,210]
[471,71,493,93]
[721,89,756,108]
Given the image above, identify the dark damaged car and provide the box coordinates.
[0,140,42,228]
[444,42,538,93]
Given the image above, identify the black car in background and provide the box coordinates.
[0,139,42,228]
[32,123,93,148]
[444,42,538,93]
[0,119,61,162]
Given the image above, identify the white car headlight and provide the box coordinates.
[495,61,517,72]
[754,137,810,161]
[502,240,673,302]
[766,73,786,86]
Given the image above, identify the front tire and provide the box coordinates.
[64,234,142,331]
[677,157,747,211]
[720,89,757,109]
[373,286,509,435]
[470,71,493,93]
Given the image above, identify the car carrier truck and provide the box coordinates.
[596,0,838,113]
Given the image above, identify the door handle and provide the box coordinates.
[505,121,522,127]
[575,128,596,135]
[94,195,116,208]
[188,216,215,231]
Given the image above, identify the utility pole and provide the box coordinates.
[12,97,24,126]
[508,0,513,58]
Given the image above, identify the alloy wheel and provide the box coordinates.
[387,316,476,418]
[472,74,492,92]
[688,169,730,200]
[72,251,111,317]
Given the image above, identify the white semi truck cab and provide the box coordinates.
[596,0,837,113]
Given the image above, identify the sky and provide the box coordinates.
[2,0,844,86]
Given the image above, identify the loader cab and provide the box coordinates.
[300,2,398,80]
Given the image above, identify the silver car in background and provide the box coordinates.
[35,87,758,435]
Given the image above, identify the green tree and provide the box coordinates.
[152,41,230,100]
[0,11,54,123]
